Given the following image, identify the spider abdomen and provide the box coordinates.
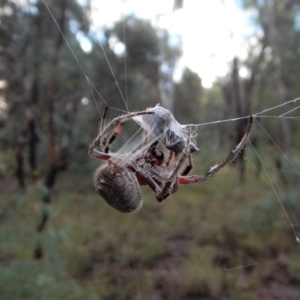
[93,162,143,213]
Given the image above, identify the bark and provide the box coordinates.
[223,50,264,181]
[15,130,27,190]
[27,117,39,180]
[268,0,291,152]
[267,0,292,185]
[34,0,67,259]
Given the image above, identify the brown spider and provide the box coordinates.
[88,107,253,213]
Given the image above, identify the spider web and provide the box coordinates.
[42,0,300,297]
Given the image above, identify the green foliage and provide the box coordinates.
[1,161,300,299]
[240,197,280,234]
[285,253,300,280]
[181,246,223,297]
[281,155,300,187]
[0,259,96,300]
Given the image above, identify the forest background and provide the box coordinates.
[1,0,300,299]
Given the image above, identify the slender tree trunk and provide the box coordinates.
[268,0,291,151]
[223,52,263,181]
[27,116,39,180]
[34,0,67,259]
[267,0,291,185]
[15,131,27,190]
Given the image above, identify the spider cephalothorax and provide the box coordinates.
[89,106,253,212]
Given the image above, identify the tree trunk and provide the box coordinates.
[34,0,67,259]
[15,130,27,190]
[268,0,291,152]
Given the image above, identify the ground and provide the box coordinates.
[0,156,300,300]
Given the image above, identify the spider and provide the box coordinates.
[88,107,253,213]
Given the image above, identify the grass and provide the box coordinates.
[0,157,300,299]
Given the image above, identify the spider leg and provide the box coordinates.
[178,115,253,185]
[157,127,192,201]
[125,159,166,196]
[88,110,154,155]
[180,154,193,176]
[103,109,156,153]
[100,106,109,133]
[103,121,123,153]
[140,169,176,202]
[90,149,122,160]
[165,151,173,167]
[100,106,109,148]
[102,108,151,153]
[143,175,163,194]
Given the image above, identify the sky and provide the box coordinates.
[80,0,254,88]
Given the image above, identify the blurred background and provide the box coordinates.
[1,0,300,299]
